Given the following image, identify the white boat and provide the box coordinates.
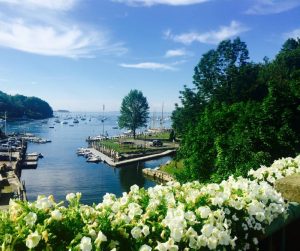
[54,119,61,123]
[62,121,68,125]
[73,119,79,123]
[86,156,100,163]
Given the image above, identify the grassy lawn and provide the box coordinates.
[92,131,178,155]
[159,159,184,177]
[136,131,171,141]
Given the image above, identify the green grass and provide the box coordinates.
[136,132,171,141]
[160,159,184,176]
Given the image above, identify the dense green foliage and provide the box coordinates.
[172,38,300,183]
[0,91,53,119]
[118,89,149,138]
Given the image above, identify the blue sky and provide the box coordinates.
[0,0,299,112]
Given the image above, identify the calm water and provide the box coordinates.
[7,112,172,205]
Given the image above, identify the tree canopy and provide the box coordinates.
[172,37,300,183]
[0,91,53,119]
[118,90,149,138]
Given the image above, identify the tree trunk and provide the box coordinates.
[133,129,136,139]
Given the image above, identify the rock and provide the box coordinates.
[275,174,300,203]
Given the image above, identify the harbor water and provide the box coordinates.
[6,112,172,205]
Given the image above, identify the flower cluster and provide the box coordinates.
[1,155,299,250]
[248,155,300,185]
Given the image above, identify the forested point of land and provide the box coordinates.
[172,37,300,183]
[0,90,53,120]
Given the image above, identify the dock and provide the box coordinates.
[0,137,41,210]
[87,148,175,167]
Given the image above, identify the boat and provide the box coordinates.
[49,126,55,128]
[27,152,43,158]
[69,124,74,127]
[73,119,79,123]
[62,121,68,125]
[54,119,61,123]
[112,126,118,129]
[86,156,101,163]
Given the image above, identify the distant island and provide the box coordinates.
[0,90,53,119]
[56,110,70,113]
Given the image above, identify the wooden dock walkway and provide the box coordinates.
[87,148,175,167]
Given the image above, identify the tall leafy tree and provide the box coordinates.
[118,90,149,139]
[172,38,300,183]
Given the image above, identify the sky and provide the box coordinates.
[0,0,299,112]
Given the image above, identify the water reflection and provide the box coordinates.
[119,162,147,191]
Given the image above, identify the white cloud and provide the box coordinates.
[120,62,176,70]
[112,0,209,7]
[0,19,126,58]
[0,0,127,58]
[165,21,249,45]
[284,28,300,39]
[245,0,300,15]
[0,0,78,11]
[165,48,187,57]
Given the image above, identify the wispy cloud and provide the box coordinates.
[245,0,300,15]
[165,21,249,45]
[0,0,78,11]
[283,28,300,40]
[120,62,176,71]
[112,0,209,7]
[0,1,126,58]
[0,19,126,58]
[165,48,188,58]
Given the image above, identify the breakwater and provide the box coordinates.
[142,168,175,183]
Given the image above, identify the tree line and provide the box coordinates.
[172,37,300,183]
[0,90,53,120]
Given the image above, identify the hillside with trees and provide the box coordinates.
[172,37,300,183]
[0,91,53,119]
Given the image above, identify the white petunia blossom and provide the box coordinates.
[26,231,41,249]
[24,212,37,227]
[79,236,92,251]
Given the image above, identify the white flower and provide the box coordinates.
[207,236,217,250]
[24,212,37,227]
[142,225,150,236]
[80,237,92,251]
[155,238,178,251]
[253,237,259,245]
[201,224,214,237]
[131,226,142,239]
[35,196,53,210]
[197,206,211,219]
[170,227,183,242]
[140,244,152,251]
[95,231,107,247]
[51,209,62,221]
[130,184,139,193]
[66,193,76,202]
[26,231,41,249]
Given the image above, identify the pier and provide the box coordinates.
[87,148,175,167]
[0,136,41,210]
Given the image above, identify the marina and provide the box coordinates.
[4,112,173,205]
